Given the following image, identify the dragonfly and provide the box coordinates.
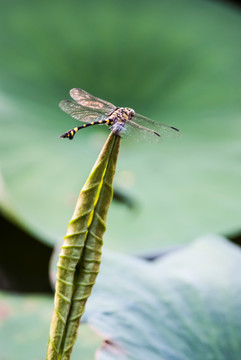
[59,88,179,140]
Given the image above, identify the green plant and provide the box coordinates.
[47,132,120,359]
[1,1,241,359]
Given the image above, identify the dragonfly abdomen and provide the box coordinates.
[60,119,114,140]
[60,107,135,140]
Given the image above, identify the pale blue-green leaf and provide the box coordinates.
[83,235,241,360]
[0,293,101,360]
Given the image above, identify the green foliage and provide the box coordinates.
[0,1,241,359]
[0,293,101,360]
[0,0,241,251]
[47,133,120,359]
[83,235,241,359]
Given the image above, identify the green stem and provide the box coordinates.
[46,132,121,360]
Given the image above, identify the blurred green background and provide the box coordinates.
[1,0,241,252]
[0,0,241,358]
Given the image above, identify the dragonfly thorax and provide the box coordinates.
[109,107,135,135]
[111,107,135,121]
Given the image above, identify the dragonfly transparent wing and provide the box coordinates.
[59,99,109,123]
[70,88,116,112]
[122,120,162,142]
[122,115,180,142]
[133,113,180,138]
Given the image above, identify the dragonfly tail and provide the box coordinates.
[60,119,110,140]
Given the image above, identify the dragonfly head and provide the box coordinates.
[126,108,135,120]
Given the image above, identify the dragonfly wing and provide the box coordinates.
[124,120,162,142]
[70,88,116,113]
[59,100,106,123]
[134,113,180,138]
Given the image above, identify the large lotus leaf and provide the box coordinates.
[0,293,101,360]
[0,0,241,251]
[83,235,241,359]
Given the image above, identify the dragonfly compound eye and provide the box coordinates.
[128,108,135,119]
